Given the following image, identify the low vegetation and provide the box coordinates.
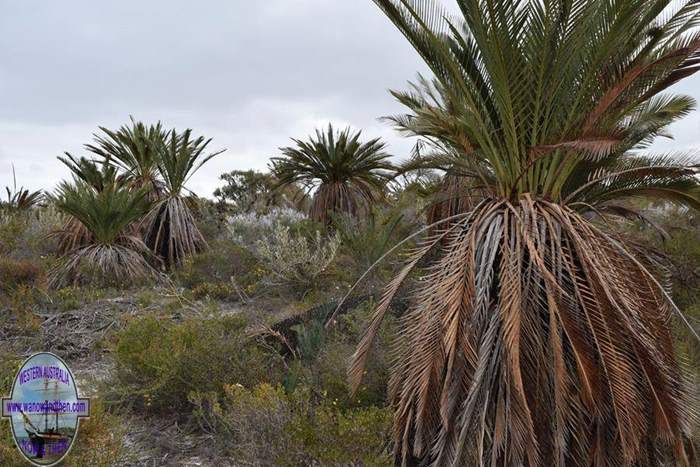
[2,1,700,465]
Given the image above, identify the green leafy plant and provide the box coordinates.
[270,124,395,224]
[350,0,700,464]
[52,155,121,254]
[142,129,225,267]
[111,315,282,414]
[82,116,167,200]
[334,208,412,277]
[190,281,234,300]
[254,223,340,296]
[0,165,43,215]
[190,383,392,466]
[48,179,156,288]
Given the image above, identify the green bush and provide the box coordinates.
[63,399,130,467]
[190,282,234,300]
[110,314,283,414]
[288,399,392,466]
[283,302,394,409]
[190,383,392,466]
[174,238,260,292]
[254,224,340,297]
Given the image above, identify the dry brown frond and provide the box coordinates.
[352,198,696,466]
[50,215,93,254]
[142,197,207,268]
[48,236,160,288]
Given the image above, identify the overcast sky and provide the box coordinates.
[2,0,699,197]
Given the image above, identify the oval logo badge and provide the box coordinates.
[2,352,90,466]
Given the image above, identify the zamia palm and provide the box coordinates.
[142,128,224,267]
[52,154,121,253]
[49,176,156,288]
[84,117,167,200]
[349,0,700,465]
[270,124,394,223]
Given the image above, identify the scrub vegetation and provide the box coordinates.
[2,0,700,466]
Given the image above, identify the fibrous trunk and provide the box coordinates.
[142,196,207,268]
[310,181,362,224]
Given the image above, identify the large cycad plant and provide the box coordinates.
[52,155,120,253]
[350,1,700,465]
[142,129,224,268]
[49,179,156,288]
[270,124,394,223]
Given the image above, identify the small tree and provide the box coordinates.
[214,169,305,213]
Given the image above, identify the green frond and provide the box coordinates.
[362,1,700,464]
[84,117,167,195]
[156,128,225,197]
[1,166,43,214]
[52,180,150,245]
[565,152,700,209]
[375,0,700,205]
[270,124,395,223]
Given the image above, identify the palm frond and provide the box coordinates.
[352,199,696,465]
[1,165,43,214]
[84,116,167,197]
[142,128,224,267]
[270,124,395,223]
[361,0,700,464]
[49,179,157,287]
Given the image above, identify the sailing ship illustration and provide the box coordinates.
[18,378,72,460]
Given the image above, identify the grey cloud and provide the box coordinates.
[1,0,698,196]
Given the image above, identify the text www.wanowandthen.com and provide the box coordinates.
[4,400,87,414]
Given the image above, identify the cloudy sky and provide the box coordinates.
[2,0,699,197]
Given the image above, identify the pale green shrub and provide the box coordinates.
[254,223,340,295]
[227,207,307,248]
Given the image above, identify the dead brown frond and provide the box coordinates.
[352,198,697,466]
[142,196,207,268]
[50,215,93,254]
[48,236,160,289]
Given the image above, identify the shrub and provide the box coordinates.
[0,207,63,258]
[62,399,130,467]
[190,383,392,466]
[254,223,340,296]
[227,207,309,249]
[288,400,392,466]
[333,208,414,279]
[191,282,234,300]
[283,312,391,409]
[174,238,259,291]
[0,257,44,292]
[190,383,294,465]
[110,315,283,414]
